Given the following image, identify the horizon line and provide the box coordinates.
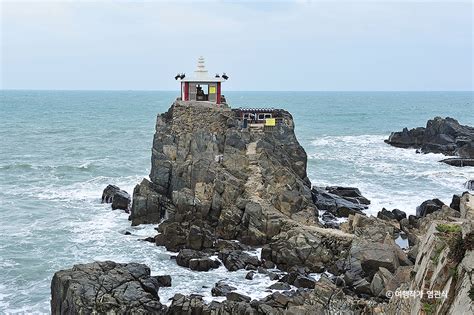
[1,89,473,93]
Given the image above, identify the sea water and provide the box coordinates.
[0,90,473,313]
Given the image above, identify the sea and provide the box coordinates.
[0,90,473,313]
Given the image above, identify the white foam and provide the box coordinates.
[308,134,474,216]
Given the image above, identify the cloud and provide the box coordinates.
[0,0,472,90]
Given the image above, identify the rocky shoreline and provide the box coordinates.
[51,102,474,314]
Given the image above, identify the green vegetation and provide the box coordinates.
[469,287,474,301]
[436,223,461,234]
[431,244,446,264]
[422,302,436,314]
[448,266,458,281]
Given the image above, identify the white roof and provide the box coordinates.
[181,56,226,83]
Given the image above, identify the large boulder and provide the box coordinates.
[416,198,445,217]
[51,261,166,314]
[218,249,260,271]
[175,249,220,271]
[101,184,131,211]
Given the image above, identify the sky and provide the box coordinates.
[0,0,472,91]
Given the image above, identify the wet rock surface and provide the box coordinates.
[101,184,131,211]
[311,186,370,218]
[385,117,474,166]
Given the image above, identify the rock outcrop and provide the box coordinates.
[311,186,370,218]
[102,184,131,211]
[385,117,474,166]
[130,101,353,272]
[51,261,166,314]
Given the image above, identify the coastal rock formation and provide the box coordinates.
[385,117,474,166]
[51,261,166,314]
[129,101,353,271]
[52,191,474,314]
[101,184,131,211]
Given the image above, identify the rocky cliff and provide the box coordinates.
[130,100,353,272]
[385,117,474,166]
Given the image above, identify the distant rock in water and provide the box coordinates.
[101,184,131,211]
[385,117,474,167]
[466,180,474,190]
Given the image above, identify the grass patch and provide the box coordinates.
[422,302,437,314]
[436,224,461,234]
[448,267,458,281]
[431,244,446,265]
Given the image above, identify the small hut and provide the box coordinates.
[177,57,227,105]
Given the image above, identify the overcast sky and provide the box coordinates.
[1,0,472,91]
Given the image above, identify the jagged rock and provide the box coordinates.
[370,267,393,297]
[245,271,255,280]
[262,260,275,269]
[451,194,461,211]
[341,213,396,243]
[460,192,474,220]
[416,198,445,217]
[385,117,474,166]
[466,180,474,190]
[377,208,396,221]
[51,261,166,314]
[268,272,280,281]
[154,275,172,287]
[111,190,131,211]
[218,249,260,271]
[392,209,407,221]
[321,211,340,229]
[261,227,353,272]
[268,282,291,290]
[189,257,221,271]
[102,184,121,203]
[176,249,220,271]
[344,239,402,286]
[101,185,131,211]
[130,179,169,225]
[311,186,368,217]
[211,281,236,297]
[440,158,474,167]
[325,186,371,205]
[279,272,316,289]
[226,292,251,303]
